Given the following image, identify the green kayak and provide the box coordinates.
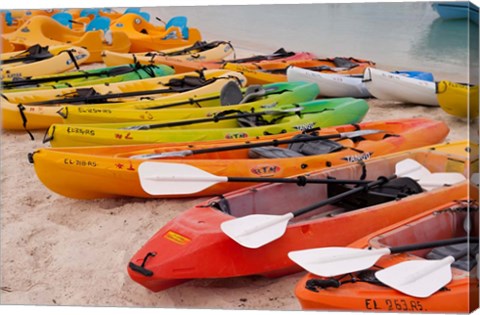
[2,64,175,92]
[45,98,369,147]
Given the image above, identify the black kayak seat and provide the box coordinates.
[426,242,479,271]
[288,135,344,155]
[248,146,304,159]
[248,138,346,159]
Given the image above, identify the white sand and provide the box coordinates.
[0,40,472,311]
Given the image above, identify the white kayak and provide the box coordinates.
[363,67,439,106]
[286,66,371,98]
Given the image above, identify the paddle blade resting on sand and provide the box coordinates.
[375,256,455,298]
[288,247,391,277]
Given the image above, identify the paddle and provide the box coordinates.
[287,236,478,277]
[129,129,384,159]
[24,85,198,106]
[220,159,464,248]
[375,246,474,298]
[138,162,373,195]
[121,106,303,130]
[2,65,146,88]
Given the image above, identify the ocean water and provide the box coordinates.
[142,2,478,81]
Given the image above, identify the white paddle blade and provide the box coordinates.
[220,213,294,249]
[395,159,431,179]
[418,172,466,191]
[375,256,455,298]
[138,162,227,195]
[288,247,391,277]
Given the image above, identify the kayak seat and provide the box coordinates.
[327,177,423,211]
[248,138,346,159]
[4,11,13,26]
[426,242,479,271]
[220,81,244,106]
[86,16,111,32]
[248,146,304,159]
[80,8,100,19]
[164,16,189,40]
[240,85,266,104]
[124,8,150,21]
[52,12,73,28]
[288,135,344,155]
[332,57,359,69]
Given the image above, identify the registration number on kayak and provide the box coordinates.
[365,298,426,312]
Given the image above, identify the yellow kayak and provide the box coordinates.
[3,15,131,63]
[1,45,89,79]
[437,80,479,118]
[1,69,246,130]
[59,81,320,124]
[102,41,235,65]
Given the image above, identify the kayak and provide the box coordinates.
[437,80,479,118]
[432,2,479,24]
[125,141,470,292]
[2,64,175,92]
[102,41,235,63]
[30,118,447,199]
[43,98,369,147]
[1,69,246,130]
[110,14,202,52]
[224,57,376,85]
[287,66,435,98]
[3,15,131,63]
[59,81,320,124]
[1,45,90,79]
[294,199,478,312]
[102,48,316,74]
[363,68,439,106]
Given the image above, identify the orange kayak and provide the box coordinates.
[30,118,448,199]
[224,57,376,85]
[126,141,470,292]
[294,198,478,313]
[102,48,316,74]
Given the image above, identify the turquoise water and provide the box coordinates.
[143,2,477,80]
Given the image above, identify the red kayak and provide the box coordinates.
[127,141,471,292]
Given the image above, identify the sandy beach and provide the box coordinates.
[0,14,474,312]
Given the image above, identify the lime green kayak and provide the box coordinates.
[59,81,320,124]
[2,64,175,92]
[45,98,369,147]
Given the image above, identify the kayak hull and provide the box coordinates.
[59,81,320,124]
[44,98,369,147]
[1,70,246,130]
[125,141,471,292]
[437,80,479,118]
[31,118,448,199]
[295,199,478,312]
[364,68,439,106]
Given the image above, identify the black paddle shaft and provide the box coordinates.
[389,236,479,254]
[227,176,372,186]
[24,86,195,105]
[125,110,284,130]
[3,66,136,88]
[292,174,396,218]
